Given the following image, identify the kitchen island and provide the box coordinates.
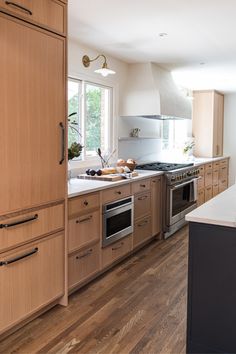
[186,184,236,353]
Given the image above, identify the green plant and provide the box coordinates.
[183,141,195,154]
[68,112,83,160]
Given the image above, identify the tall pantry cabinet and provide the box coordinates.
[0,0,67,337]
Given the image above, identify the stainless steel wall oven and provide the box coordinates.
[102,196,134,247]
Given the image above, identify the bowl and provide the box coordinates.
[116,162,137,171]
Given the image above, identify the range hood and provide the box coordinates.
[120,63,192,120]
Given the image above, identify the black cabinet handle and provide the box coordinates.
[59,122,65,165]
[138,195,148,201]
[0,247,38,266]
[115,191,122,195]
[0,214,38,229]
[140,184,146,188]
[76,249,93,259]
[76,215,92,224]
[138,220,148,227]
[5,1,32,15]
[83,200,89,206]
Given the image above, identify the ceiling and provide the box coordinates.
[68,0,236,92]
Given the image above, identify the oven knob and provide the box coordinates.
[171,175,176,181]
[183,173,187,178]
[187,171,192,176]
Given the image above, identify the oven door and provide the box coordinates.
[103,204,133,247]
[168,178,197,226]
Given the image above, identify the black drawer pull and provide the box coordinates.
[140,184,146,188]
[115,191,122,195]
[138,220,148,227]
[5,1,32,15]
[76,215,92,224]
[138,195,148,201]
[0,247,38,266]
[0,214,38,229]
[83,200,89,206]
[112,242,124,251]
[76,249,93,259]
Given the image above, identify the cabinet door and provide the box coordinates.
[0,14,66,215]
[151,177,161,236]
[0,232,64,334]
[213,92,224,157]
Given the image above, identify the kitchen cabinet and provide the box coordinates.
[193,90,224,158]
[101,235,132,269]
[0,2,67,337]
[0,13,66,215]
[0,0,66,35]
[101,184,131,204]
[133,216,152,248]
[134,191,151,219]
[0,232,64,335]
[151,177,161,236]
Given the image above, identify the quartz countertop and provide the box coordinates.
[192,155,229,166]
[186,184,236,228]
[68,170,163,198]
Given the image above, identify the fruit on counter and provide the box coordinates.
[89,169,96,176]
[127,158,136,164]
[117,158,126,164]
[96,169,102,176]
[86,169,91,175]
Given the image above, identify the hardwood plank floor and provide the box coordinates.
[0,227,188,354]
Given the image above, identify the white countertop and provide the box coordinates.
[68,170,163,198]
[186,184,236,228]
[192,155,229,166]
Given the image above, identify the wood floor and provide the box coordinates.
[0,227,188,354]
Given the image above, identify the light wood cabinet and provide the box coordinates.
[205,170,213,187]
[134,191,151,219]
[205,186,213,202]
[68,210,100,253]
[0,14,66,216]
[0,0,66,35]
[197,189,205,206]
[132,178,151,194]
[133,216,152,248]
[68,242,100,290]
[102,235,132,268]
[101,184,131,204]
[193,90,224,158]
[68,193,100,217]
[151,177,161,237]
[0,203,64,253]
[0,232,64,335]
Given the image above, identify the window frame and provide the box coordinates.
[68,76,116,167]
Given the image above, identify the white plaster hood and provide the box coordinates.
[121,63,192,120]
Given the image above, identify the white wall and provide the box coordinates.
[224,94,236,186]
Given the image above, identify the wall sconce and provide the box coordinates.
[82,54,116,77]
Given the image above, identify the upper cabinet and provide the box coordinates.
[0,0,67,36]
[192,90,224,158]
[0,12,66,215]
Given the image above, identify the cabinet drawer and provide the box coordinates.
[213,169,219,185]
[133,215,152,248]
[219,179,228,193]
[68,210,100,253]
[205,186,213,202]
[101,184,131,204]
[0,0,66,35]
[69,193,100,217]
[212,184,219,197]
[219,159,228,167]
[134,191,151,220]
[197,189,205,206]
[219,166,228,181]
[68,243,100,290]
[213,161,220,170]
[198,165,205,176]
[205,170,213,187]
[0,203,64,253]
[132,178,150,194]
[205,163,213,170]
[197,175,205,190]
[102,235,132,268]
[0,232,64,334]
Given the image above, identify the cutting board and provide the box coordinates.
[77,172,138,182]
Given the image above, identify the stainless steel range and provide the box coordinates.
[136,162,200,238]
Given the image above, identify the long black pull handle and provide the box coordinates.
[5,1,32,15]
[0,214,38,229]
[59,122,65,165]
[0,247,38,266]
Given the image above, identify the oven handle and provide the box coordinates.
[170,177,200,190]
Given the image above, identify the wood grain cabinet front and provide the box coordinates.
[0,232,64,335]
[0,203,64,253]
[68,193,100,217]
[0,0,66,35]
[151,177,161,237]
[205,186,213,202]
[132,178,151,194]
[197,189,205,206]
[134,191,151,220]
[133,216,152,248]
[101,184,131,204]
[102,235,132,269]
[68,210,100,253]
[68,243,100,290]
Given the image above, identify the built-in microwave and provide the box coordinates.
[102,196,134,247]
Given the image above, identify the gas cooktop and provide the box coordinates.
[136,161,194,172]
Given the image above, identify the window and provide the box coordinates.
[161,120,189,151]
[68,78,113,161]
